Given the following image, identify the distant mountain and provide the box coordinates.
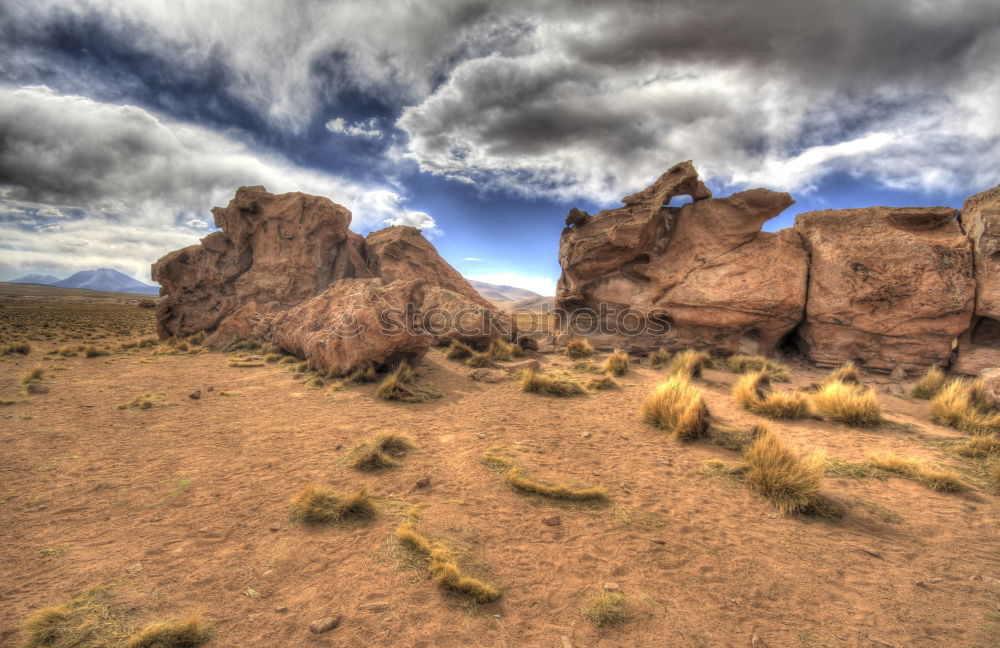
[509,295,555,312]
[52,268,159,295]
[467,279,543,304]
[9,274,62,285]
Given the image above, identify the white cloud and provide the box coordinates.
[381,209,439,235]
[325,117,383,138]
[466,272,556,297]
[463,257,483,261]
[0,85,435,280]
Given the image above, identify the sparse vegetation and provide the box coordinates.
[118,393,164,410]
[724,354,790,381]
[668,348,711,378]
[929,378,1000,434]
[811,380,883,427]
[21,364,45,384]
[57,344,79,357]
[486,339,514,361]
[585,373,620,391]
[289,485,375,523]
[376,362,441,402]
[640,374,710,441]
[648,348,671,369]
[956,435,1000,458]
[520,369,586,396]
[601,349,629,376]
[732,370,811,419]
[565,338,595,359]
[445,339,474,360]
[867,453,966,492]
[482,449,606,500]
[465,352,494,368]
[227,358,265,368]
[1,342,31,356]
[395,512,500,603]
[345,433,415,470]
[127,615,212,648]
[582,591,632,627]
[744,425,827,515]
[911,364,947,399]
[823,361,861,385]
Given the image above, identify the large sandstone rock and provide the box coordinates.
[956,184,1000,373]
[152,186,513,372]
[794,207,974,372]
[556,161,807,355]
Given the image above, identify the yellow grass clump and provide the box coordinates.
[504,467,606,501]
[601,350,629,376]
[520,369,586,396]
[289,485,375,523]
[744,425,826,515]
[929,378,1000,434]
[669,348,712,378]
[345,433,415,471]
[586,373,620,391]
[640,374,710,441]
[724,354,790,381]
[823,361,862,385]
[127,615,212,648]
[648,348,671,369]
[582,591,632,627]
[0,342,31,356]
[395,514,500,603]
[445,339,474,360]
[811,380,883,427]
[486,339,515,361]
[565,338,595,359]
[376,362,441,402]
[732,370,811,419]
[910,364,947,399]
[465,352,494,368]
[956,435,1000,458]
[21,364,45,384]
[867,453,966,492]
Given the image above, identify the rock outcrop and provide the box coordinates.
[556,161,808,355]
[556,161,988,372]
[794,207,974,372]
[153,186,512,375]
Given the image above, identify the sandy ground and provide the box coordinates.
[1,307,999,647]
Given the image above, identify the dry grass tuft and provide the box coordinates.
[648,348,672,369]
[724,354,790,381]
[867,454,966,492]
[640,374,710,441]
[395,514,500,603]
[445,339,474,360]
[811,381,883,427]
[486,339,514,361]
[57,344,79,357]
[930,378,1000,434]
[21,364,45,384]
[582,591,632,627]
[185,331,207,346]
[126,615,212,648]
[520,369,586,397]
[465,352,494,368]
[732,370,811,419]
[227,358,265,368]
[504,467,606,501]
[117,393,162,410]
[84,346,108,358]
[911,364,947,399]
[1,342,31,356]
[744,425,827,515]
[668,348,712,378]
[289,485,375,523]
[956,435,1000,458]
[585,373,620,391]
[376,363,441,402]
[565,338,595,359]
[345,433,415,471]
[824,361,862,385]
[601,350,629,376]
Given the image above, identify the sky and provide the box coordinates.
[1,0,998,296]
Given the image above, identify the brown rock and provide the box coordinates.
[961,184,1000,320]
[188,390,201,400]
[500,359,540,374]
[541,515,562,526]
[137,299,156,309]
[953,343,1000,375]
[556,161,805,355]
[26,383,49,395]
[469,368,506,383]
[794,206,974,372]
[414,476,431,489]
[979,368,1000,402]
[308,615,342,634]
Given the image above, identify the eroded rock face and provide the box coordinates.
[956,185,1000,373]
[556,161,807,355]
[153,186,512,374]
[794,207,974,371]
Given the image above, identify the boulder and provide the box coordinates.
[957,185,1000,372]
[979,367,1000,402]
[794,207,974,372]
[556,162,807,355]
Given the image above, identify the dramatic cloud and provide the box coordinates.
[0,85,432,280]
[397,0,1000,201]
[325,117,383,139]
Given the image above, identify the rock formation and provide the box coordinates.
[794,207,974,371]
[556,161,808,356]
[556,161,994,373]
[153,186,512,375]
